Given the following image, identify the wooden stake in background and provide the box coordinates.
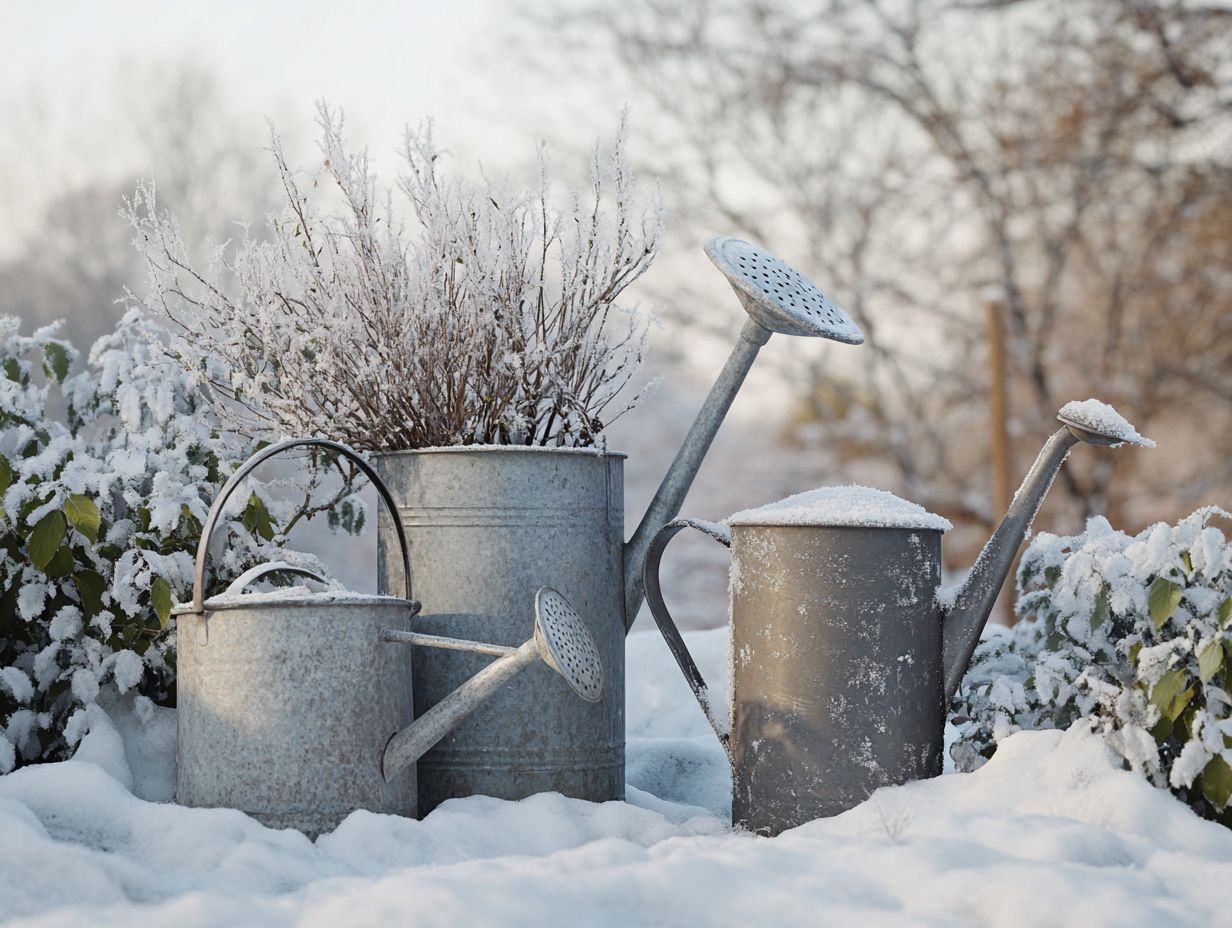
[986,297,1014,626]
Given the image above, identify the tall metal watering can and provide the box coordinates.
[376,236,866,813]
[174,439,603,836]
[643,404,1153,835]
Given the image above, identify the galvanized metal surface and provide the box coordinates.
[646,520,943,836]
[177,599,418,836]
[375,448,627,813]
[372,236,866,811]
[177,438,423,836]
[645,410,1141,835]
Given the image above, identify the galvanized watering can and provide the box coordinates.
[174,439,603,836]
[375,236,867,813]
[643,404,1152,835]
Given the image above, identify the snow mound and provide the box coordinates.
[728,484,953,531]
[1058,398,1155,447]
[2,629,1230,927]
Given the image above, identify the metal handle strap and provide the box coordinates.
[221,561,329,598]
[642,518,733,756]
[188,438,414,614]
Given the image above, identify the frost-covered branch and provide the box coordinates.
[125,103,663,451]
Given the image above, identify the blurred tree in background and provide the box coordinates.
[545,0,1232,548]
[0,63,277,349]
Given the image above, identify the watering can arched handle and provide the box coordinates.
[643,518,733,757]
[186,438,416,615]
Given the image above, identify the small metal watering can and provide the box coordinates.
[643,406,1152,835]
[377,236,867,812]
[174,439,603,836]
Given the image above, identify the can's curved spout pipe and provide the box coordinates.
[380,588,603,783]
[622,236,864,631]
[940,402,1154,701]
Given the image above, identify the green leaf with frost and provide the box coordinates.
[44,545,74,578]
[1148,577,1183,630]
[1199,641,1224,684]
[1202,755,1232,811]
[74,570,106,617]
[42,342,70,382]
[1220,598,1232,627]
[1151,668,1194,722]
[28,510,67,570]
[65,494,100,543]
[150,577,173,630]
[243,493,275,542]
[1090,587,1110,631]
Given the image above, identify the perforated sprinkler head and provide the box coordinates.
[705,235,864,344]
[534,587,604,703]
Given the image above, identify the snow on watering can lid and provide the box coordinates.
[726,485,953,531]
[705,236,864,344]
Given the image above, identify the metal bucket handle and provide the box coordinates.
[186,438,415,615]
[642,518,733,761]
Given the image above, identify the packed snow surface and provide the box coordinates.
[3,629,1229,927]
[1058,398,1155,447]
[728,484,953,531]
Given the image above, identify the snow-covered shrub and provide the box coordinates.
[125,103,662,451]
[0,312,350,772]
[952,508,1232,825]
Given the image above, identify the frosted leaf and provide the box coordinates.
[0,667,34,704]
[48,606,83,642]
[62,708,89,747]
[17,582,50,621]
[71,669,100,704]
[111,651,145,695]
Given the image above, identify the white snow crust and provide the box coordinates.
[1058,398,1155,447]
[1,628,1229,926]
[728,484,953,531]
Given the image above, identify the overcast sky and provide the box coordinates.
[0,0,643,250]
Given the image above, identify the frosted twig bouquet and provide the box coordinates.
[125,103,663,451]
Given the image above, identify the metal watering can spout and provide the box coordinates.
[940,401,1155,701]
[622,236,864,631]
[380,587,604,782]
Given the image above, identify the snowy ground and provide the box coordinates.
[3,629,1231,927]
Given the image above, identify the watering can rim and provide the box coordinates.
[723,519,950,533]
[370,445,628,460]
[171,591,416,616]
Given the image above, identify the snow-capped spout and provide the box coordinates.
[940,401,1153,701]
